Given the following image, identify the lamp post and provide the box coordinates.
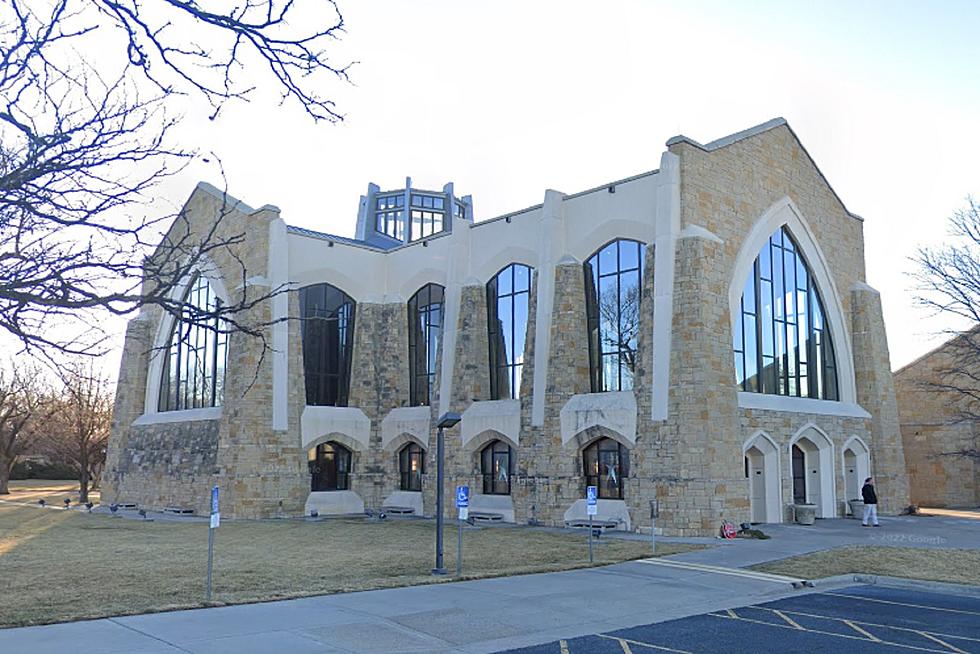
[433,411,461,575]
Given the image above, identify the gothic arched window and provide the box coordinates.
[308,441,352,491]
[584,239,645,392]
[300,283,356,406]
[158,275,228,412]
[480,440,512,495]
[583,438,629,500]
[487,263,532,400]
[408,283,445,406]
[733,226,838,400]
[398,442,425,492]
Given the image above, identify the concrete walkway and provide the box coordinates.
[1,516,976,654]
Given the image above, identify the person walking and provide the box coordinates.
[861,476,880,527]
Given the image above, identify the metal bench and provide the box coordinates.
[163,506,195,515]
[469,511,505,523]
[380,505,415,515]
[565,519,618,530]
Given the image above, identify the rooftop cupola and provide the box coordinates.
[354,177,473,247]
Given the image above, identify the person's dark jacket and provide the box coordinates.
[862,483,878,505]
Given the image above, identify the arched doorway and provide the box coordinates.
[789,425,835,518]
[842,437,871,509]
[743,432,780,523]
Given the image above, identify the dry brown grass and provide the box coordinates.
[0,481,697,628]
[752,546,980,586]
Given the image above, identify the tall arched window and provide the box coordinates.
[408,283,445,406]
[399,442,425,492]
[158,275,228,412]
[584,239,645,392]
[480,440,512,495]
[308,441,351,491]
[583,438,629,500]
[487,264,532,400]
[300,283,356,406]
[733,226,838,400]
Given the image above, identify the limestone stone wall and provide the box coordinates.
[107,121,909,534]
[895,341,980,507]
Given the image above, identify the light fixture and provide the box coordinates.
[432,411,462,574]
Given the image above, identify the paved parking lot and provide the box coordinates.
[503,585,980,653]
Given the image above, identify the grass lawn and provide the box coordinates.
[752,546,980,586]
[0,481,698,628]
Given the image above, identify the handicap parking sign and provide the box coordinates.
[586,486,598,516]
[455,485,469,508]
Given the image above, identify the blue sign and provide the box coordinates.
[586,486,597,506]
[211,486,220,514]
[455,485,469,508]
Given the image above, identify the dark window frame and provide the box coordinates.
[487,263,533,400]
[480,440,513,495]
[584,239,645,393]
[733,226,839,400]
[398,442,425,492]
[300,283,357,407]
[408,283,445,406]
[309,441,352,492]
[582,437,629,500]
[158,274,228,412]
[791,443,807,504]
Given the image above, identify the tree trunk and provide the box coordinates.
[0,454,12,495]
[79,464,90,503]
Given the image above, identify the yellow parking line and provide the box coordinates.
[824,592,980,617]
[844,619,881,642]
[773,609,804,630]
[559,639,569,654]
[726,608,738,619]
[596,634,692,653]
[916,631,968,654]
[751,606,980,644]
[617,637,634,653]
[708,611,952,653]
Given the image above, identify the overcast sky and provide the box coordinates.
[101,1,980,372]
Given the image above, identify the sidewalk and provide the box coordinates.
[1,516,976,653]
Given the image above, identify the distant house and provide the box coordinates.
[895,333,980,508]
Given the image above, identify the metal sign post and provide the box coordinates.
[586,486,597,564]
[455,485,469,577]
[649,499,660,556]
[206,485,219,602]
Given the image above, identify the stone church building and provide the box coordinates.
[104,118,909,536]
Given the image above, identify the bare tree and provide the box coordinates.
[0,364,45,494]
[39,363,113,502]
[912,198,980,461]
[0,0,350,358]
[597,282,641,377]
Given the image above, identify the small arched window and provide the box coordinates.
[480,440,512,495]
[308,441,351,491]
[300,283,356,406]
[583,438,629,500]
[158,275,228,412]
[733,226,838,400]
[399,443,425,492]
[584,239,644,392]
[487,264,532,400]
[408,283,445,406]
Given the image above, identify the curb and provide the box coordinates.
[809,573,980,598]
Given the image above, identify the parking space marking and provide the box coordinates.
[635,558,801,585]
[559,639,569,654]
[824,592,980,617]
[616,637,634,653]
[709,608,956,653]
[844,619,882,642]
[916,631,969,654]
[596,634,692,653]
[772,609,803,630]
[756,605,980,645]
[725,608,738,619]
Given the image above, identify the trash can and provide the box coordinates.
[794,503,817,525]
[848,499,865,519]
